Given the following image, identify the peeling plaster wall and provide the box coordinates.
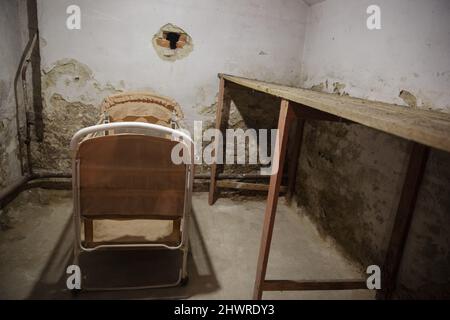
[0,0,28,192]
[32,58,120,172]
[35,0,309,173]
[297,0,450,298]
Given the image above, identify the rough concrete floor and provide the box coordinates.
[0,188,374,299]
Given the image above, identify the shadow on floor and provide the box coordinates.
[27,208,219,299]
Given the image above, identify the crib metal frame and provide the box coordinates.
[70,122,194,291]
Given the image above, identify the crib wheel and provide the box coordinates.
[70,288,82,297]
[180,276,189,287]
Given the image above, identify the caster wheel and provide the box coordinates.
[180,276,189,287]
[71,289,82,297]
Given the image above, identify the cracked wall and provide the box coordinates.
[298,0,450,298]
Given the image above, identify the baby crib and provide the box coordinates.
[70,92,193,291]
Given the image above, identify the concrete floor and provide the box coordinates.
[0,188,374,299]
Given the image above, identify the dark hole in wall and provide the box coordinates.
[165,32,180,49]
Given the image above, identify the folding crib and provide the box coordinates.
[70,92,193,291]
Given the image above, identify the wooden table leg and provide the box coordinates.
[209,76,231,205]
[377,142,429,299]
[253,99,296,300]
[286,119,305,204]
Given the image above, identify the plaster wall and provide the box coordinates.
[297,0,450,298]
[0,0,29,192]
[35,0,309,173]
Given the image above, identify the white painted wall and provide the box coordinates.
[37,0,309,123]
[302,0,450,112]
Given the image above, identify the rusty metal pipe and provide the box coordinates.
[13,32,37,176]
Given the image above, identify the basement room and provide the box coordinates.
[0,0,449,304]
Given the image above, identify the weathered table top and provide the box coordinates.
[220,74,450,153]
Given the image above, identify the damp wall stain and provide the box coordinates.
[309,80,348,96]
[310,82,325,92]
[36,58,282,177]
[32,58,123,173]
[295,77,450,298]
[332,82,346,95]
[295,121,410,266]
[0,88,21,190]
[395,149,450,298]
[196,84,280,175]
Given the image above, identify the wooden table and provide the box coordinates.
[209,74,450,300]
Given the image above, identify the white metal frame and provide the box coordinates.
[70,122,194,291]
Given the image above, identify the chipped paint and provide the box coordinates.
[332,82,346,96]
[310,82,325,92]
[33,58,123,173]
[399,90,417,108]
